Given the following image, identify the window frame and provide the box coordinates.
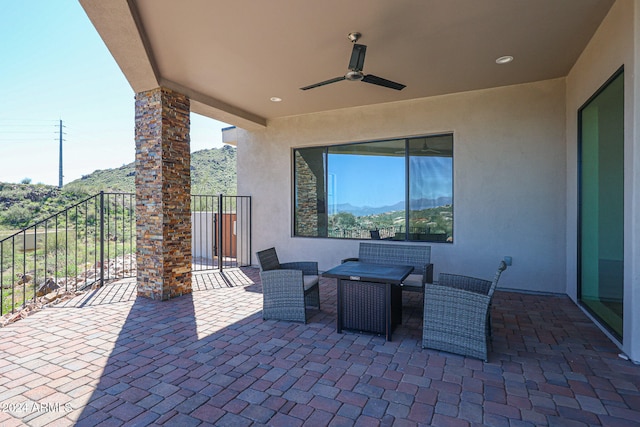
[292,134,454,243]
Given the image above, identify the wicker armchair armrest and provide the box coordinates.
[280,261,318,276]
[437,273,492,295]
[341,257,359,264]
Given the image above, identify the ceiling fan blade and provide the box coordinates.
[362,74,406,91]
[300,76,346,91]
[348,44,367,72]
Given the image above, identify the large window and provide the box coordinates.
[294,135,453,242]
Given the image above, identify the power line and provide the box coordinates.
[0,130,59,134]
[0,119,66,187]
[0,138,60,142]
[0,119,59,124]
[0,121,62,142]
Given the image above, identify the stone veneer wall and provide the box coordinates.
[135,87,192,300]
[294,149,327,237]
[294,151,318,236]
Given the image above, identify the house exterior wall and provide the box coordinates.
[565,0,639,361]
[237,78,567,294]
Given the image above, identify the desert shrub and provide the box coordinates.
[1,204,34,228]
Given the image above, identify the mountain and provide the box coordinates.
[0,146,237,231]
[189,146,237,195]
[329,197,452,216]
[64,145,237,195]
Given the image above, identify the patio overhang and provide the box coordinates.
[79,0,614,129]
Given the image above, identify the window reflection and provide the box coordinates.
[294,148,326,237]
[409,136,453,242]
[579,69,624,340]
[293,134,453,242]
[328,140,405,239]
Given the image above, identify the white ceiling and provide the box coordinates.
[80,0,615,129]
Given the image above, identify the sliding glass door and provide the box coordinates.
[578,68,624,340]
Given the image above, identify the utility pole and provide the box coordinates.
[58,119,63,188]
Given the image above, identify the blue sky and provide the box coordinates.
[329,154,405,207]
[328,153,452,208]
[0,0,228,186]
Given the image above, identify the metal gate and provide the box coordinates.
[191,195,252,271]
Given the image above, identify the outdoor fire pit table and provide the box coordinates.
[323,261,414,341]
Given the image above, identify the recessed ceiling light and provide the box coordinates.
[496,55,514,64]
[270,97,282,102]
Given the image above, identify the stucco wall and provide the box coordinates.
[238,78,567,293]
[565,0,638,360]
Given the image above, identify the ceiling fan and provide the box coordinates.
[395,141,442,154]
[418,141,441,154]
[300,32,406,91]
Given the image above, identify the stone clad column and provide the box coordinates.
[135,87,192,300]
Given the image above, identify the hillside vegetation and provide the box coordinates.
[64,145,237,195]
[0,184,89,232]
[0,146,236,232]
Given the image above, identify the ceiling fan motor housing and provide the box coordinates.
[346,71,364,81]
[347,32,361,43]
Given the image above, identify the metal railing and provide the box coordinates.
[0,192,134,316]
[1,192,251,316]
[328,225,449,242]
[191,195,252,271]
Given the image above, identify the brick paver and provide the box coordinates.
[0,267,639,426]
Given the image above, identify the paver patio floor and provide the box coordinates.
[0,267,639,426]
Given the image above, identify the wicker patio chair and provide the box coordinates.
[422,261,507,361]
[256,247,320,323]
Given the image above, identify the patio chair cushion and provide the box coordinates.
[303,275,319,290]
[401,273,424,290]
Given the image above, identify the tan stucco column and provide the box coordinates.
[134,87,192,300]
